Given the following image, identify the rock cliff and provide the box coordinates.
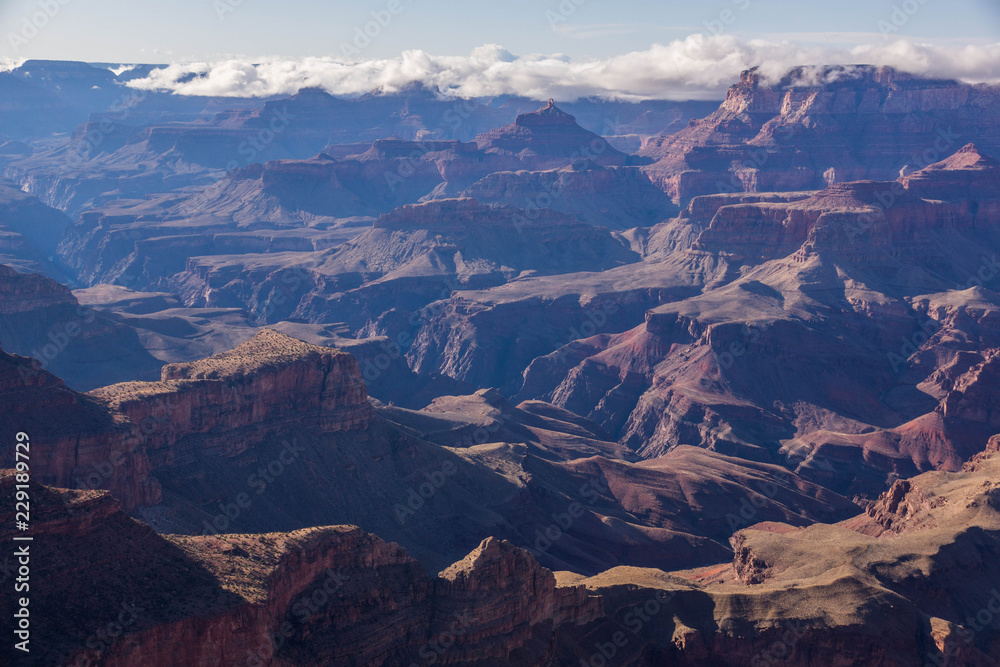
[640,66,1000,202]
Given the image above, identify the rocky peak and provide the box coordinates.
[433,537,601,662]
[900,143,1000,199]
[643,66,1000,201]
[928,143,1000,171]
[0,481,601,666]
[476,101,627,165]
[514,98,577,127]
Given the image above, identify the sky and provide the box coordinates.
[2,0,1000,99]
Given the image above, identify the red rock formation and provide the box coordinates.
[548,449,1000,664]
[640,66,1000,202]
[7,449,1000,665]
[0,264,76,313]
[95,329,374,457]
[459,159,679,229]
[0,471,601,666]
[477,100,627,167]
[0,342,160,507]
[0,330,374,512]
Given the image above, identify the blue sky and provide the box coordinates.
[2,0,999,100]
[2,0,999,63]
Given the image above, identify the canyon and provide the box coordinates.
[1,60,1000,665]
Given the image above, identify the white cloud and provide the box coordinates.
[107,64,137,76]
[124,36,1000,101]
[0,58,26,73]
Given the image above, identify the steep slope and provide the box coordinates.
[2,446,995,665]
[0,474,600,667]
[549,447,1000,665]
[0,330,859,576]
[0,265,162,389]
[0,179,75,279]
[476,99,627,167]
[460,159,680,229]
[164,197,640,331]
[640,65,1000,202]
[516,144,1000,496]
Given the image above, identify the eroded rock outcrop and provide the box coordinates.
[516,145,1000,496]
[0,473,600,666]
[476,100,627,167]
[0,330,374,512]
[548,448,1000,665]
[94,329,374,458]
[641,66,1000,202]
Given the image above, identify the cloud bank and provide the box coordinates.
[124,36,1000,101]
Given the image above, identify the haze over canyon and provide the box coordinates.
[1,14,1000,665]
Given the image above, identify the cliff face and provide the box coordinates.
[269,197,641,330]
[0,342,160,508]
[3,326,869,581]
[0,330,374,513]
[0,264,76,313]
[547,449,1000,666]
[640,66,1000,202]
[460,160,680,229]
[0,474,600,667]
[514,147,1000,496]
[94,329,374,461]
[0,265,162,390]
[0,181,74,279]
[476,100,627,167]
[4,448,999,666]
